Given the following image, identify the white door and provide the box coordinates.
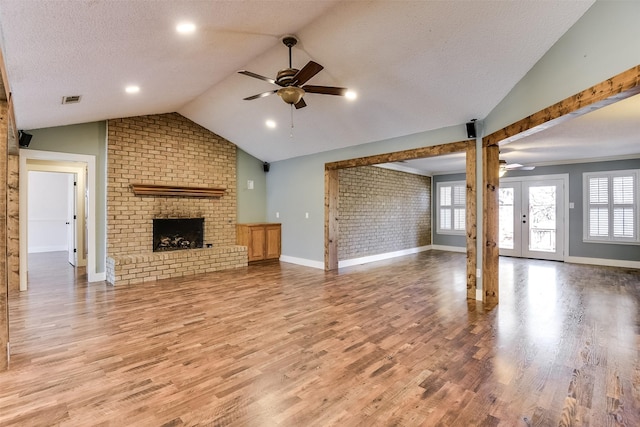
[499,179,565,261]
[67,174,77,266]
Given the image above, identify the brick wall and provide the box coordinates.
[107,113,237,256]
[338,166,431,260]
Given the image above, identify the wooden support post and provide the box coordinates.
[0,99,8,371]
[465,141,477,300]
[7,154,18,293]
[482,142,499,307]
[325,168,339,271]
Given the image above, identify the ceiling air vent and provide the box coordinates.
[62,95,82,104]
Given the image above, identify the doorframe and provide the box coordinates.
[499,173,569,261]
[19,149,99,290]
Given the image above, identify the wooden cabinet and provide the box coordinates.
[237,223,281,262]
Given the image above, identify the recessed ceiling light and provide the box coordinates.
[176,22,196,34]
[265,120,277,129]
[125,85,140,94]
[345,90,357,101]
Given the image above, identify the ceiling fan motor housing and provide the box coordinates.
[276,68,298,86]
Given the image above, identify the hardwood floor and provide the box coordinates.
[1,251,639,426]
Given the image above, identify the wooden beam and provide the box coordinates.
[484,65,640,147]
[465,141,477,300]
[325,169,339,271]
[325,140,471,170]
[482,142,499,307]
[0,99,8,371]
[130,184,225,198]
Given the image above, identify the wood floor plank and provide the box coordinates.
[0,251,639,425]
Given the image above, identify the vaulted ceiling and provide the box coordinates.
[0,0,607,167]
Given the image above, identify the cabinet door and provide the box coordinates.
[265,225,281,259]
[248,226,266,261]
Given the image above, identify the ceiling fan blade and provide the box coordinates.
[294,98,307,109]
[238,70,277,86]
[243,90,277,101]
[292,61,323,86]
[302,85,347,96]
[504,163,524,170]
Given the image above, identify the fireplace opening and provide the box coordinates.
[153,218,204,252]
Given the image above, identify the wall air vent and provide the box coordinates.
[62,95,82,104]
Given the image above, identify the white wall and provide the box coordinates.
[28,171,70,253]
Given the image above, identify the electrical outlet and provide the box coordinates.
[276,212,280,218]
[305,212,309,219]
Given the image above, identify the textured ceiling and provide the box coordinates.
[0,0,599,165]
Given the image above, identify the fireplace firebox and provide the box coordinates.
[153,218,204,252]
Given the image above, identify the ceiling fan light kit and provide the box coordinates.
[277,86,305,105]
[238,35,348,110]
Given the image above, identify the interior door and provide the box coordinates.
[67,173,77,266]
[499,178,564,261]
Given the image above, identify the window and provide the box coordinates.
[437,181,465,234]
[583,170,639,243]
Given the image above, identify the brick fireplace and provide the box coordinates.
[106,113,247,285]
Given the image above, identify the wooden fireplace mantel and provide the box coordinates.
[130,183,226,198]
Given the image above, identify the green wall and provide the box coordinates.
[267,125,465,264]
[25,121,107,272]
[236,148,267,223]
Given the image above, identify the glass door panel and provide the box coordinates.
[499,178,564,261]
[499,183,521,257]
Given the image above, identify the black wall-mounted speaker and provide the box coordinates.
[18,131,33,148]
[466,122,476,139]
[263,162,270,173]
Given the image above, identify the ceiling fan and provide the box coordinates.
[238,35,348,109]
[499,159,535,177]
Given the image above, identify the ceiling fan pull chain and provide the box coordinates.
[290,104,294,138]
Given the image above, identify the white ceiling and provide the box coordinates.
[0,0,605,166]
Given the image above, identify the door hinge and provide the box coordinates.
[74,181,77,186]
[74,215,77,220]
[74,248,77,253]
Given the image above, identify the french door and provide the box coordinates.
[499,178,565,261]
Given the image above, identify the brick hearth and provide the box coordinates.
[106,246,247,286]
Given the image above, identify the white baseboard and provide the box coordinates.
[279,255,325,270]
[565,256,640,269]
[89,272,106,283]
[430,245,467,253]
[28,246,67,253]
[338,245,432,268]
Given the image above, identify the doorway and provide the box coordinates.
[19,149,100,291]
[27,171,81,266]
[499,176,567,261]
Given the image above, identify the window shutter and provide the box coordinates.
[589,177,608,204]
[589,208,609,237]
[584,171,638,242]
[440,209,451,230]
